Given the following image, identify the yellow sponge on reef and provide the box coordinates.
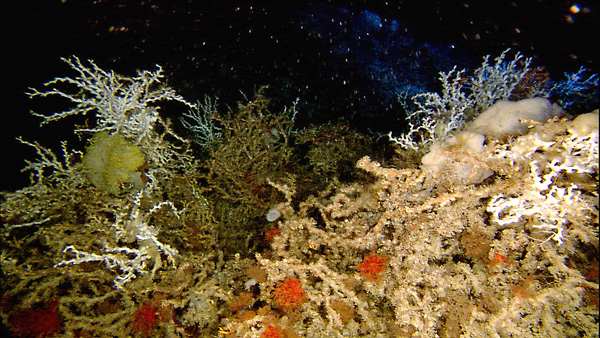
[82,132,146,195]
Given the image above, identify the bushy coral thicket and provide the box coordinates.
[1,53,597,338]
[234,110,598,337]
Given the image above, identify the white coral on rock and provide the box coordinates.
[488,111,599,245]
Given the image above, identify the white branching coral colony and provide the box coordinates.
[1,51,598,338]
[15,57,191,289]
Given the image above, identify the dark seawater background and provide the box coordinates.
[1,0,597,191]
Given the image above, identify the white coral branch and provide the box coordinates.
[27,56,193,143]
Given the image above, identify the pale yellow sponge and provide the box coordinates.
[82,132,145,194]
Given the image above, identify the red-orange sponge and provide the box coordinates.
[260,324,284,338]
[272,278,306,311]
[357,253,388,281]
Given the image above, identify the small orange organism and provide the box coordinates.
[264,227,281,242]
[510,277,535,300]
[357,253,388,281]
[271,278,306,312]
[260,324,284,338]
[488,253,516,269]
